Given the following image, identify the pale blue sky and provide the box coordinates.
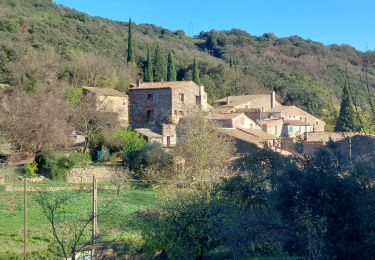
[54,0,374,51]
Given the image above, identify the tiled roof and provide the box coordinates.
[130,80,199,90]
[135,128,162,138]
[214,94,272,107]
[283,120,311,126]
[218,128,278,146]
[261,119,284,125]
[83,87,127,97]
[209,112,244,120]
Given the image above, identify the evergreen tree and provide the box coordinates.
[335,83,361,132]
[127,18,135,63]
[144,46,153,82]
[167,51,177,81]
[192,57,200,84]
[152,45,167,81]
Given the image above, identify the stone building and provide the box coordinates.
[129,81,208,130]
[129,80,207,147]
[83,87,129,126]
[214,91,280,112]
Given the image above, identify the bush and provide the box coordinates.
[35,151,91,181]
[19,162,38,178]
[106,127,146,153]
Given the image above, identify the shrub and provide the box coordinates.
[64,87,83,104]
[106,127,146,153]
[19,161,38,178]
[35,151,91,181]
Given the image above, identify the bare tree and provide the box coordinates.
[173,112,236,185]
[34,191,110,260]
[7,48,62,91]
[70,95,118,153]
[1,88,72,153]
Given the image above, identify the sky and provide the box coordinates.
[54,0,374,51]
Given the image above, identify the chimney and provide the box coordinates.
[227,96,230,105]
[271,91,276,109]
[136,78,141,88]
[199,85,207,110]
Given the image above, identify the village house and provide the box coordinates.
[83,87,129,126]
[208,112,280,151]
[129,81,208,147]
[213,91,280,112]
[214,92,325,137]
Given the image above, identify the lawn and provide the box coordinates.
[0,182,161,259]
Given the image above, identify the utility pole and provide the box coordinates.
[23,176,28,260]
[92,175,97,260]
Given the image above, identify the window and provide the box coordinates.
[147,93,154,100]
[316,121,319,125]
[289,126,294,132]
[147,110,154,121]
[166,136,171,146]
[179,93,185,103]
[274,126,278,135]
[179,111,184,116]
[195,95,201,105]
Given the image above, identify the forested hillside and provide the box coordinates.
[0,0,374,126]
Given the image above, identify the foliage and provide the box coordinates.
[144,191,283,259]
[1,88,72,153]
[152,44,167,81]
[19,161,38,178]
[64,87,83,104]
[127,18,135,63]
[35,151,90,181]
[106,127,146,153]
[144,46,153,82]
[166,51,176,81]
[0,0,373,117]
[173,112,235,184]
[128,143,173,185]
[192,57,200,84]
[335,83,362,132]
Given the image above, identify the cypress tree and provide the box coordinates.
[167,51,177,81]
[192,57,200,84]
[335,83,361,132]
[144,46,153,82]
[127,18,135,63]
[152,45,167,81]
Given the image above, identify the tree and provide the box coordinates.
[152,45,167,82]
[127,18,135,63]
[335,83,361,132]
[104,127,146,153]
[70,95,118,153]
[173,112,235,185]
[34,191,110,260]
[144,46,153,82]
[1,88,72,153]
[166,51,177,81]
[192,57,200,84]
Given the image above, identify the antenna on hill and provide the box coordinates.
[189,22,194,37]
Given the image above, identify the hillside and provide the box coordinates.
[0,0,374,127]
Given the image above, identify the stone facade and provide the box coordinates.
[129,81,208,131]
[83,87,129,127]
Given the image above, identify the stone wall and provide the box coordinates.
[66,165,128,183]
[97,95,129,127]
[171,85,207,123]
[162,124,176,147]
[129,88,172,130]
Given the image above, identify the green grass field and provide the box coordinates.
[0,182,160,259]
